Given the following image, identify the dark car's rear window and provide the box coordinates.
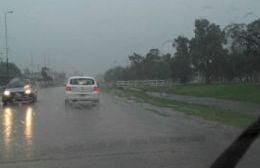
[70,78,95,85]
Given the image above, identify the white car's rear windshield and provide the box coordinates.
[70,78,95,85]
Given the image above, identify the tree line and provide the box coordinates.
[0,62,21,85]
[104,18,260,84]
[0,61,66,86]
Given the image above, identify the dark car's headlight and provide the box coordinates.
[3,90,11,96]
[25,89,32,95]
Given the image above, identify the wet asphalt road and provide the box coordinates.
[0,87,260,168]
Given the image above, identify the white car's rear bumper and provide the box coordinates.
[65,92,99,102]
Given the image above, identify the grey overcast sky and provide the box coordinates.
[0,0,259,76]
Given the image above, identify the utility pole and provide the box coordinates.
[37,64,40,72]
[44,55,46,67]
[47,55,50,69]
[4,11,14,81]
[0,51,3,63]
[30,54,34,78]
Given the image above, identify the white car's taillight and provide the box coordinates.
[65,85,72,91]
[93,86,100,93]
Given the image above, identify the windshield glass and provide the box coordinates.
[7,78,25,88]
[70,78,95,85]
[0,1,260,168]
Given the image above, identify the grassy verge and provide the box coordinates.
[103,87,256,128]
[141,83,260,104]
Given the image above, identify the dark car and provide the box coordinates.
[2,77,38,105]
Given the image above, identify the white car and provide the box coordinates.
[64,76,100,104]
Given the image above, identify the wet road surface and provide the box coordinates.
[0,87,260,168]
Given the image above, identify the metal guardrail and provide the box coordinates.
[116,80,166,87]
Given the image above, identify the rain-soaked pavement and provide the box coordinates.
[0,87,260,168]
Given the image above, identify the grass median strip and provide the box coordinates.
[141,83,260,104]
[104,87,256,128]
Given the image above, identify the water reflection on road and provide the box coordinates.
[1,105,35,159]
[24,106,34,158]
[2,107,13,157]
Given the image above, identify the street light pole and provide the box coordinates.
[4,11,13,82]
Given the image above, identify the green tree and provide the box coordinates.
[128,53,145,79]
[0,62,21,77]
[224,23,248,81]
[190,19,226,83]
[143,49,163,79]
[171,36,192,83]
[104,66,125,82]
[246,19,260,81]
[224,20,260,82]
